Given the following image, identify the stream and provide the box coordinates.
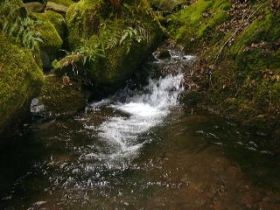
[1,48,280,210]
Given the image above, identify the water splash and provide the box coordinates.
[84,73,185,169]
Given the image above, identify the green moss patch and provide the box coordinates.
[0,33,44,136]
[168,0,280,134]
[38,75,85,116]
[168,0,231,51]
[30,12,63,55]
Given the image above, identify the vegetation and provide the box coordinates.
[168,0,280,136]
[0,0,43,50]
[0,32,44,137]
[54,0,163,95]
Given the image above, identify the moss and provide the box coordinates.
[66,0,106,49]
[0,33,44,136]
[150,0,186,12]
[36,10,67,40]
[168,0,231,51]
[62,0,163,95]
[231,11,280,70]
[38,75,85,116]
[30,13,63,54]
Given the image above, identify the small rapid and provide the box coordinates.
[83,73,185,169]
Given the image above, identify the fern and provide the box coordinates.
[74,42,105,65]
[67,1,152,64]
[0,0,43,50]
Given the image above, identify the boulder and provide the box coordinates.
[60,0,163,96]
[30,12,64,70]
[0,33,44,139]
[31,74,86,120]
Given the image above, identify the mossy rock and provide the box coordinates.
[29,12,64,70]
[88,21,162,92]
[0,33,44,139]
[62,0,163,95]
[33,75,86,119]
[66,0,106,49]
[66,0,155,48]
[36,10,67,40]
[31,12,63,56]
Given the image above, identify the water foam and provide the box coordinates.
[84,73,185,168]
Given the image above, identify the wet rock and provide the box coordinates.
[153,49,171,60]
[31,75,86,121]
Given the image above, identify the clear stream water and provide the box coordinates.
[1,51,280,209]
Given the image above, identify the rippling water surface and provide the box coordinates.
[1,52,280,210]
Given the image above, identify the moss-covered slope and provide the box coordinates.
[168,0,280,135]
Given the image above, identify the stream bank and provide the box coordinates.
[165,0,280,147]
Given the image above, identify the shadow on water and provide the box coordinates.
[0,130,46,199]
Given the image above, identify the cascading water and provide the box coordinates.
[2,49,194,209]
[82,73,185,169]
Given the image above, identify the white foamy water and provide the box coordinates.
[84,74,185,168]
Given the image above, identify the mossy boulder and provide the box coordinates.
[31,12,63,55]
[30,12,64,69]
[0,33,44,139]
[66,0,108,49]
[31,75,86,119]
[32,10,67,42]
[60,0,163,95]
